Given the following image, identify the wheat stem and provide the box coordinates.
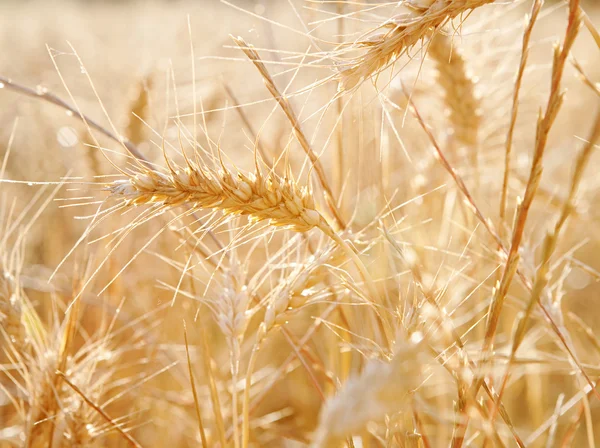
[499,0,543,239]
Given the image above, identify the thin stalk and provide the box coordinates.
[499,0,543,238]
[184,322,208,448]
[241,343,260,448]
[492,108,600,419]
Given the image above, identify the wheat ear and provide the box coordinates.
[215,261,251,448]
[108,163,324,232]
[124,73,153,146]
[336,0,494,91]
[312,334,430,447]
[428,33,481,149]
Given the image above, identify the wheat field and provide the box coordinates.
[1,0,600,446]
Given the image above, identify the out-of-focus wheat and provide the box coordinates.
[427,33,481,149]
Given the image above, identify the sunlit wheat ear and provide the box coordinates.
[311,332,431,447]
[215,261,251,349]
[107,159,324,233]
[240,245,334,448]
[428,33,482,149]
[213,256,251,448]
[231,35,346,230]
[335,0,494,92]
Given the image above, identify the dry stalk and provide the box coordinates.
[492,107,600,418]
[335,0,494,92]
[334,1,346,198]
[231,36,346,230]
[57,372,142,448]
[0,75,144,162]
[581,7,600,49]
[480,0,582,366]
[572,58,600,97]
[459,1,584,445]
[183,322,208,448]
[499,0,543,238]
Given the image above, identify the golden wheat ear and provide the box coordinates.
[335,0,495,92]
[107,161,324,233]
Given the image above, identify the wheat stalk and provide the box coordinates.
[492,106,600,418]
[461,1,584,444]
[499,0,543,238]
[480,0,582,364]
